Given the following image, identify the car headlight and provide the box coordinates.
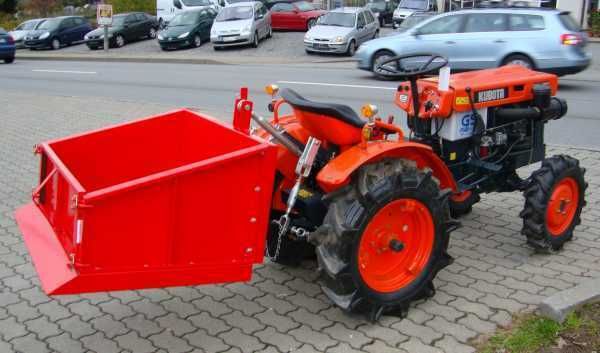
[158,33,164,40]
[241,25,251,35]
[39,32,50,39]
[178,32,189,39]
[333,36,344,44]
[305,35,313,41]
[84,34,89,40]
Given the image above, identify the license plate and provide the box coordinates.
[222,36,236,42]
[475,88,508,103]
[314,43,328,49]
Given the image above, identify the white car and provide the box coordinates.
[392,0,437,29]
[9,18,46,48]
[157,0,220,27]
[210,1,271,49]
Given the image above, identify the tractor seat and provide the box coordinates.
[280,88,366,129]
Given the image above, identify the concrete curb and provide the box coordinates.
[538,277,600,323]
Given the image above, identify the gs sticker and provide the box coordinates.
[459,113,476,137]
[455,96,470,105]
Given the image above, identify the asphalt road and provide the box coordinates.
[1,58,599,149]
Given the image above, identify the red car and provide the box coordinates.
[270,1,326,31]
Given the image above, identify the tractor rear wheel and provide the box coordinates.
[520,155,587,252]
[314,159,454,321]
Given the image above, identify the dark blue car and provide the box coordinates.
[25,16,92,50]
[0,28,16,63]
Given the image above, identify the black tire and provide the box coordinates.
[51,38,61,50]
[449,191,480,218]
[115,34,125,48]
[267,25,273,38]
[192,34,202,48]
[520,155,587,252]
[372,49,396,80]
[252,31,259,48]
[502,54,534,69]
[307,18,317,30]
[346,39,356,56]
[314,159,454,321]
[4,57,14,64]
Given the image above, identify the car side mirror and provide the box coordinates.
[173,0,183,10]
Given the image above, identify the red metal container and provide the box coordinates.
[15,109,277,295]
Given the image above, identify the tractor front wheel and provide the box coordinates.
[520,155,587,252]
[315,159,453,321]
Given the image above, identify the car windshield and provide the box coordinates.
[399,14,430,29]
[366,1,386,11]
[216,6,253,21]
[317,12,355,27]
[399,0,427,10]
[182,0,211,5]
[37,18,61,30]
[169,12,200,26]
[295,1,314,11]
[16,21,38,31]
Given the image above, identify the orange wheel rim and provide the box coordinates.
[358,199,434,293]
[546,177,579,237]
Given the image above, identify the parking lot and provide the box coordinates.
[15,27,394,64]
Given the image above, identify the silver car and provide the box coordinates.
[210,1,271,49]
[9,19,46,49]
[356,8,591,77]
[304,7,380,56]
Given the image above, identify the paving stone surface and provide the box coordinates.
[0,91,599,352]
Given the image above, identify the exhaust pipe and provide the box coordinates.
[494,97,568,123]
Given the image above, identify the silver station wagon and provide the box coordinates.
[355,8,591,77]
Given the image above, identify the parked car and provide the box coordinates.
[392,0,437,29]
[211,1,272,49]
[9,19,46,49]
[85,13,159,49]
[0,28,16,63]
[269,1,326,30]
[304,7,379,55]
[356,9,591,77]
[394,12,433,32]
[24,16,92,50]
[158,8,217,50]
[157,0,220,27]
[366,0,398,27]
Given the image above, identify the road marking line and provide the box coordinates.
[278,80,396,91]
[32,69,97,74]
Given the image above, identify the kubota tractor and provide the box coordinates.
[15,54,587,322]
[237,54,587,320]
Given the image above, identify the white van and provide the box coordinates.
[157,0,221,26]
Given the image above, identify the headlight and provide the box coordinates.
[241,25,251,34]
[39,32,50,39]
[333,36,344,44]
[158,33,164,40]
[178,32,189,39]
[305,35,313,41]
[84,34,89,40]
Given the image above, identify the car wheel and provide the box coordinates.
[192,34,202,48]
[252,31,259,48]
[346,39,356,56]
[4,57,14,64]
[267,25,273,38]
[149,27,158,39]
[307,18,317,30]
[372,49,397,80]
[502,54,534,69]
[115,34,125,48]
[51,38,61,50]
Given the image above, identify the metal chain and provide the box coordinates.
[266,216,288,261]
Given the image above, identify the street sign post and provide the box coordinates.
[97,4,113,52]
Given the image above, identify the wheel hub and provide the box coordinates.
[546,177,579,236]
[358,198,434,293]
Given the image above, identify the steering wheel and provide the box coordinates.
[374,53,448,80]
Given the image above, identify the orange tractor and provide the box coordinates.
[16,54,587,321]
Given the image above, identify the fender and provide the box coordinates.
[317,140,458,194]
